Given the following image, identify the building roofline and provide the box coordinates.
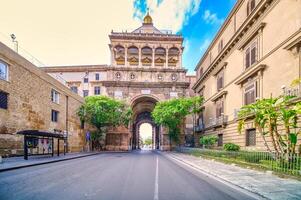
[194,0,244,71]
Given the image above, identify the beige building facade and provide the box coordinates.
[193,0,301,150]
[0,42,90,157]
[43,14,195,150]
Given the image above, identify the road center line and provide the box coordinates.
[154,156,159,200]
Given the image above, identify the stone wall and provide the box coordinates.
[0,42,89,156]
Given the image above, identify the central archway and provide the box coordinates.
[131,95,160,150]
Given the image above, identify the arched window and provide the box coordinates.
[168,47,179,56]
[155,47,166,56]
[128,46,139,55]
[141,46,152,55]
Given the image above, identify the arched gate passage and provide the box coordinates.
[131,96,160,150]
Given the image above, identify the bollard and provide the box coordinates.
[0,156,2,164]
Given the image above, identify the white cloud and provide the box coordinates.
[135,0,202,33]
[202,10,224,25]
[199,38,211,54]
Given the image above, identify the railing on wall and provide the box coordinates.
[207,115,228,128]
[176,147,301,177]
[282,85,301,97]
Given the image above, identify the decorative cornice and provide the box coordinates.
[235,64,267,85]
[211,91,228,102]
[213,62,228,76]
[284,35,301,52]
[193,0,275,90]
[42,65,187,73]
[101,81,190,88]
[238,22,266,50]
[109,33,183,42]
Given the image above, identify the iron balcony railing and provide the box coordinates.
[194,123,205,132]
[207,115,228,128]
[282,86,301,97]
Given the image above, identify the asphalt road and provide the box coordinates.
[0,151,258,200]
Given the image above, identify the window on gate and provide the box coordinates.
[95,73,100,81]
[94,86,101,95]
[0,91,8,109]
[246,129,256,146]
[218,134,223,146]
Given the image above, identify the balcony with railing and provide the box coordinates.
[207,115,228,128]
[194,123,205,132]
[282,85,301,97]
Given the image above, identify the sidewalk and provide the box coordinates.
[0,152,102,172]
[164,152,301,200]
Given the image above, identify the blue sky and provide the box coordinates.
[133,0,236,73]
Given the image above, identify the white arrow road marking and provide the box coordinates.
[154,156,159,200]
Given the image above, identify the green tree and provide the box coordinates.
[238,96,301,155]
[77,96,132,150]
[144,137,152,146]
[199,135,218,149]
[152,96,203,147]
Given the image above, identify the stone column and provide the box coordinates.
[138,46,142,67]
[152,47,155,68]
[165,47,169,68]
[179,48,183,68]
[125,45,128,67]
[110,46,115,66]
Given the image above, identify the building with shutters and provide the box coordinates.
[192,0,301,150]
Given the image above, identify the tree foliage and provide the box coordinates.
[152,96,203,144]
[199,135,218,148]
[77,96,132,149]
[144,137,152,146]
[238,95,301,154]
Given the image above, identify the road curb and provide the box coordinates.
[161,152,268,200]
[0,151,129,173]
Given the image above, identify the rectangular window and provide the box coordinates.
[70,86,78,94]
[0,61,8,81]
[216,99,224,118]
[95,73,100,81]
[83,77,89,83]
[216,70,224,91]
[218,134,223,147]
[0,91,8,109]
[94,86,101,95]
[51,89,60,104]
[83,90,89,97]
[51,110,59,122]
[244,81,257,105]
[245,40,258,69]
[246,129,256,146]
